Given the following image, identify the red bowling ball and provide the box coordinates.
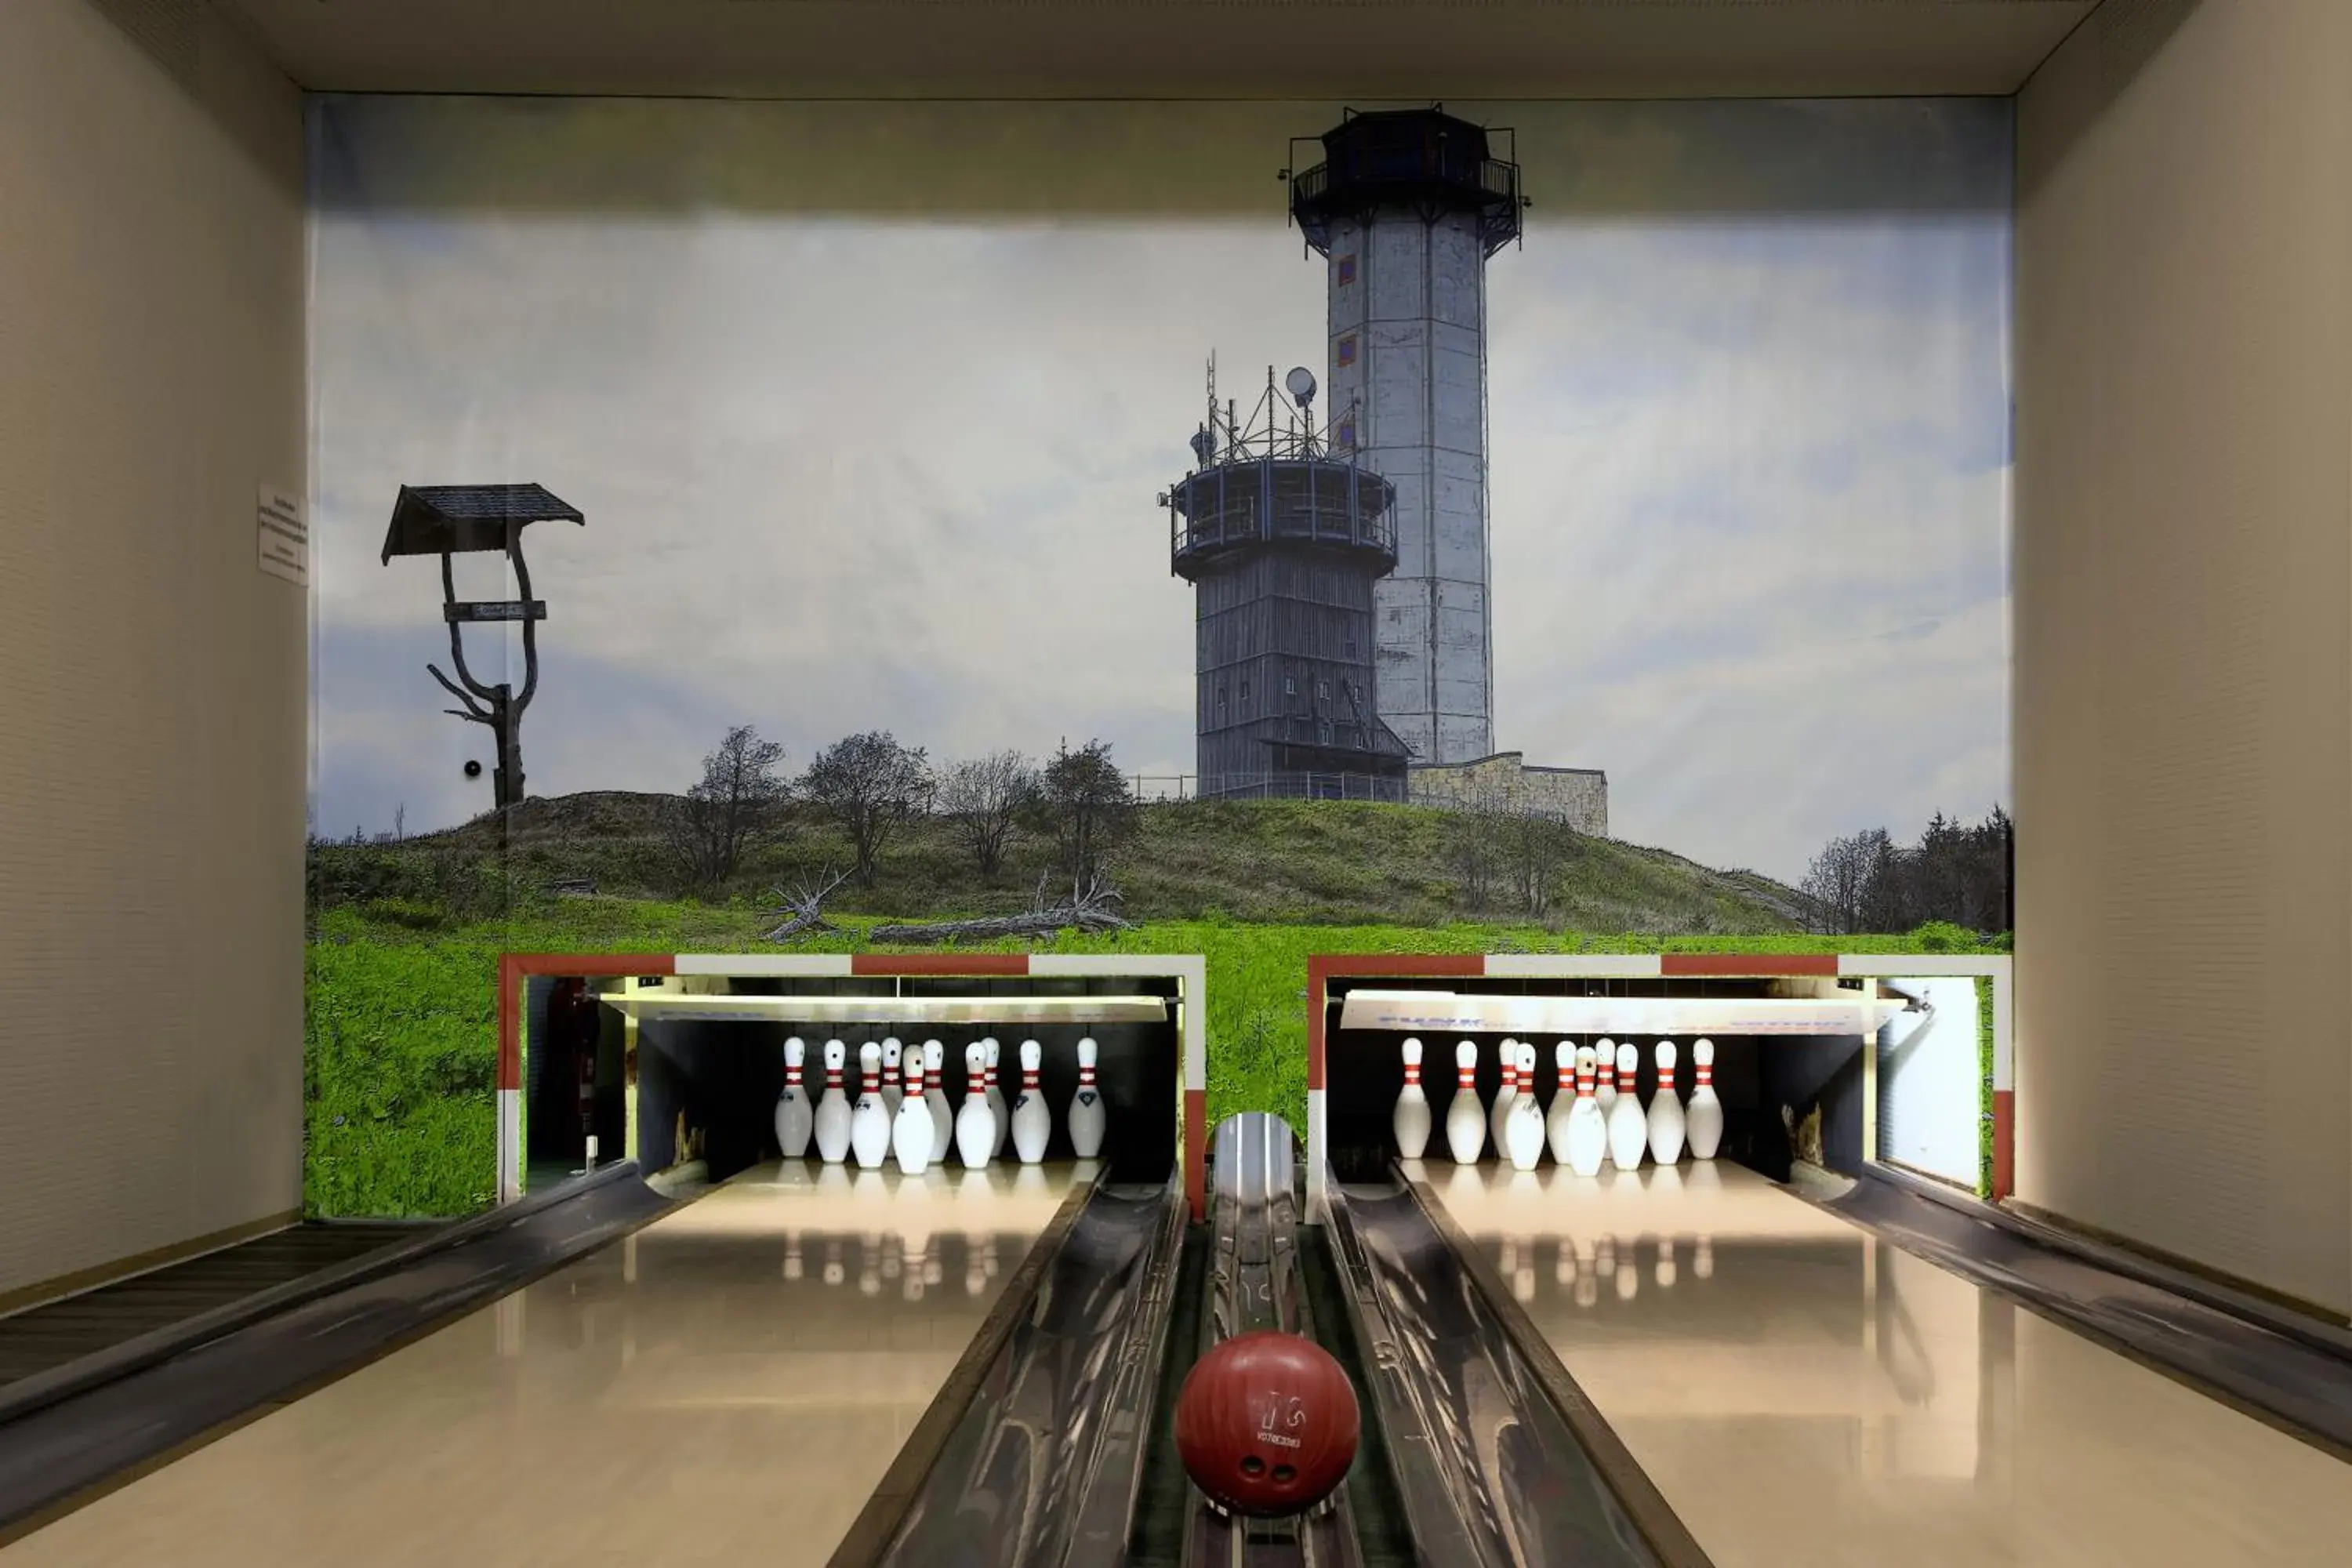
[1174,1330,1361,1517]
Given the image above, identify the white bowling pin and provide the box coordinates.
[775,1036,814,1160]
[892,1043,936,1175]
[1606,1044,1647,1169]
[1648,1041,1686,1165]
[1564,1047,1609,1176]
[850,1043,891,1169]
[1011,1039,1051,1163]
[1068,1037,1107,1158]
[1544,1043,1577,1164]
[1444,1040,1486,1164]
[924,1040,952,1154]
[1392,1038,1432,1159]
[956,1043,996,1168]
[1593,1039,1619,1116]
[1686,1038,1723,1161]
[1502,1041,1547,1171]
[814,1039,853,1163]
[880,1038,905,1120]
[985,1038,1009,1157]
[1489,1039,1519,1150]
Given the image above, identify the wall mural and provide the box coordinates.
[303,96,2014,1215]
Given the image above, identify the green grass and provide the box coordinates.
[305,900,2009,1218]
[315,792,1818,935]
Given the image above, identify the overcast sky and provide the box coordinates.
[308,97,2011,884]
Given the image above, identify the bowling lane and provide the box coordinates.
[1421,1160,2352,1567]
[2,1161,1085,1567]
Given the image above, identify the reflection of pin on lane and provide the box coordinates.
[1656,1237,1677,1287]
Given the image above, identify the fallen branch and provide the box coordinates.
[869,873,1131,945]
[760,865,852,942]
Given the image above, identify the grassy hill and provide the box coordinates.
[310,789,1817,935]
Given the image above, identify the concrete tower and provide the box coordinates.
[1288,107,1524,766]
[1163,365,1414,800]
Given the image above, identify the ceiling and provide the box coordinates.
[220,0,2098,100]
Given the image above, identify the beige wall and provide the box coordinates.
[2014,0,2352,1314]
[0,0,307,1301]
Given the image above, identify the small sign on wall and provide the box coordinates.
[257,482,307,586]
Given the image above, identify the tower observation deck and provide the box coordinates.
[1163,365,1414,801]
[1288,105,1525,767]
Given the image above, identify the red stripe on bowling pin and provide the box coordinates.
[905,1058,925,1095]
[1457,1056,1477,1089]
[1556,1054,1573,1094]
[1403,1061,1421,1086]
[1079,1060,1097,1087]
[825,1064,842,1088]
[1695,1060,1711,1086]
[786,1060,803,1087]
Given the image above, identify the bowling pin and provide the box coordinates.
[814,1039,853,1163]
[1544,1044,1577,1164]
[1067,1037,1106,1159]
[1606,1043,1647,1169]
[1011,1039,1051,1163]
[985,1039,1010,1157]
[880,1038,905,1120]
[892,1042,936,1175]
[1563,1047,1609,1177]
[1503,1041,1547,1171]
[850,1043,891,1169]
[1686,1038,1723,1160]
[1444,1040,1486,1164]
[1489,1039,1519,1150]
[1593,1039,1619,1116]
[1648,1041,1686,1165]
[1392,1038,1431,1159]
[775,1036,814,1160]
[924,1040,952,1154]
[956,1042,996,1168]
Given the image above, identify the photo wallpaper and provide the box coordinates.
[303,96,2015,1215]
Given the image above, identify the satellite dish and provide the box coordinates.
[1285,367,1318,407]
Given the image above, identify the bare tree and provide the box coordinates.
[1445,775,1511,909]
[666,725,789,890]
[800,731,934,884]
[938,750,1037,880]
[1802,828,1880,935]
[1032,738,1135,885]
[1504,802,1576,919]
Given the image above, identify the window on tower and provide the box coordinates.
[1336,420,1356,448]
[1335,254,1357,287]
[1283,674,1298,699]
[1336,335,1357,368]
[1316,679,1330,703]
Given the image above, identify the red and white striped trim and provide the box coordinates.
[499,952,1209,1217]
[1303,952,2016,1218]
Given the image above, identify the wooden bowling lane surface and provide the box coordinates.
[1420,1159,2352,1567]
[0,1161,1085,1567]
